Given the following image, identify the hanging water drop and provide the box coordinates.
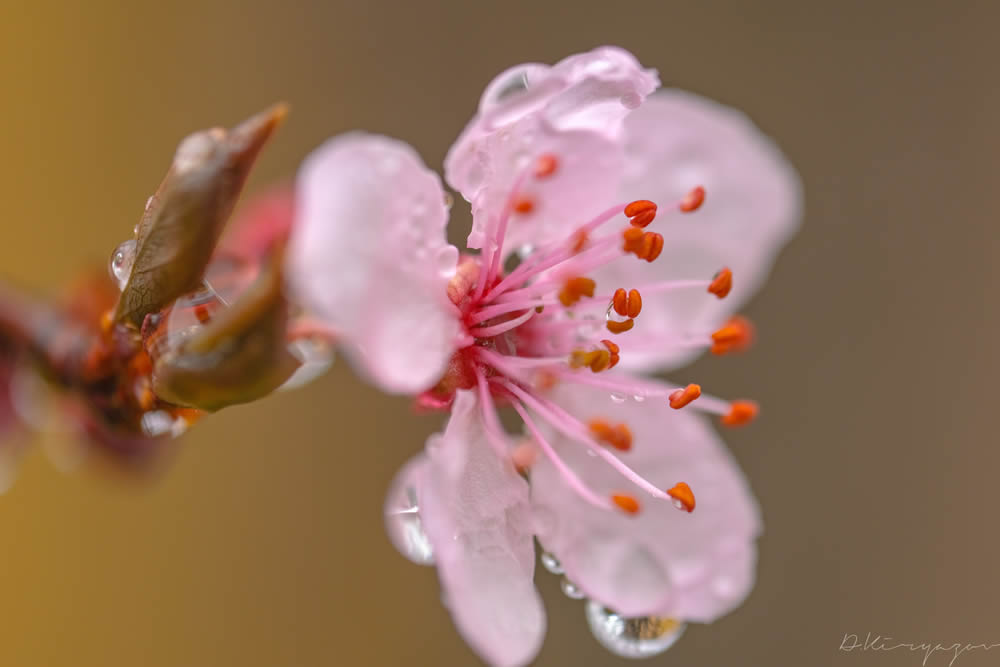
[278,338,335,392]
[384,462,435,565]
[108,239,137,290]
[540,552,564,575]
[610,392,626,404]
[585,601,686,658]
[560,577,585,600]
[435,245,459,279]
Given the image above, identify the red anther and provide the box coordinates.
[194,303,213,324]
[571,229,589,253]
[622,226,645,253]
[679,186,706,213]
[668,384,702,409]
[606,318,635,334]
[558,276,597,307]
[612,493,641,515]
[710,315,756,355]
[625,200,658,228]
[641,232,664,262]
[627,289,642,318]
[612,288,629,316]
[667,482,696,512]
[708,268,733,298]
[721,400,759,427]
[534,154,559,178]
[513,197,536,214]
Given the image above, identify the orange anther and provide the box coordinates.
[612,288,628,316]
[667,482,696,512]
[721,400,759,427]
[194,303,213,324]
[512,441,538,473]
[639,232,664,262]
[534,154,558,178]
[589,349,611,373]
[627,289,642,318]
[600,339,620,368]
[708,268,733,298]
[137,385,156,411]
[612,493,641,515]
[589,419,633,451]
[622,226,645,253]
[625,200,658,228]
[668,384,702,409]
[558,276,596,307]
[606,318,634,334]
[535,370,558,390]
[710,315,756,355]
[679,185,706,213]
[513,197,536,214]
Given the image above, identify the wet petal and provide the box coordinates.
[445,46,658,256]
[417,391,545,667]
[595,90,803,372]
[530,381,761,621]
[288,133,461,394]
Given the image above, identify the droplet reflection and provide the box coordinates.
[585,601,686,659]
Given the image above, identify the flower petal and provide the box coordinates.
[594,90,803,372]
[417,391,546,667]
[445,47,659,257]
[287,133,461,393]
[530,380,761,622]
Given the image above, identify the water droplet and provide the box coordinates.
[481,68,530,109]
[140,410,186,438]
[620,92,642,110]
[561,577,585,599]
[144,195,154,212]
[632,395,645,403]
[108,239,137,290]
[585,601,686,658]
[278,338,335,391]
[540,552,564,575]
[435,245,459,278]
[384,467,435,566]
[517,244,535,259]
[672,498,686,511]
[610,393,626,404]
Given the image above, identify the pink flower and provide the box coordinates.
[287,46,801,666]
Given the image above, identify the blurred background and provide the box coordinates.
[0,1,997,665]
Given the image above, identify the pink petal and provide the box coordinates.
[445,47,659,257]
[594,90,803,372]
[417,391,546,667]
[217,186,295,260]
[287,133,461,394]
[530,381,761,622]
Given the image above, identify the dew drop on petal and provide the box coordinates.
[632,395,646,403]
[384,469,435,566]
[108,239,137,290]
[481,68,531,109]
[585,601,687,659]
[561,577,586,600]
[620,92,642,110]
[610,392,626,404]
[540,552,564,575]
[435,245,459,279]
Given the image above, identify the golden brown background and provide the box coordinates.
[0,1,996,666]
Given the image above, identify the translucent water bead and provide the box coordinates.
[585,601,686,659]
[108,239,137,291]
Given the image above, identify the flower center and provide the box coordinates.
[421,154,758,516]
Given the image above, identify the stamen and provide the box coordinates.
[624,200,658,228]
[557,276,596,307]
[721,400,759,427]
[468,309,535,338]
[622,227,644,253]
[606,318,634,334]
[600,339,620,368]
[513,197,535,214]
[568,348,612,373]
[667,482,696,512]
[588,419,632,451]
[710,315,755,355]
[611,288,642,318]
[668,384,702,409]
[679,185,706,213]
[534,154,558,178]
[639,232,664,262]
[611,493,641,515]
[708,268,733,298]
